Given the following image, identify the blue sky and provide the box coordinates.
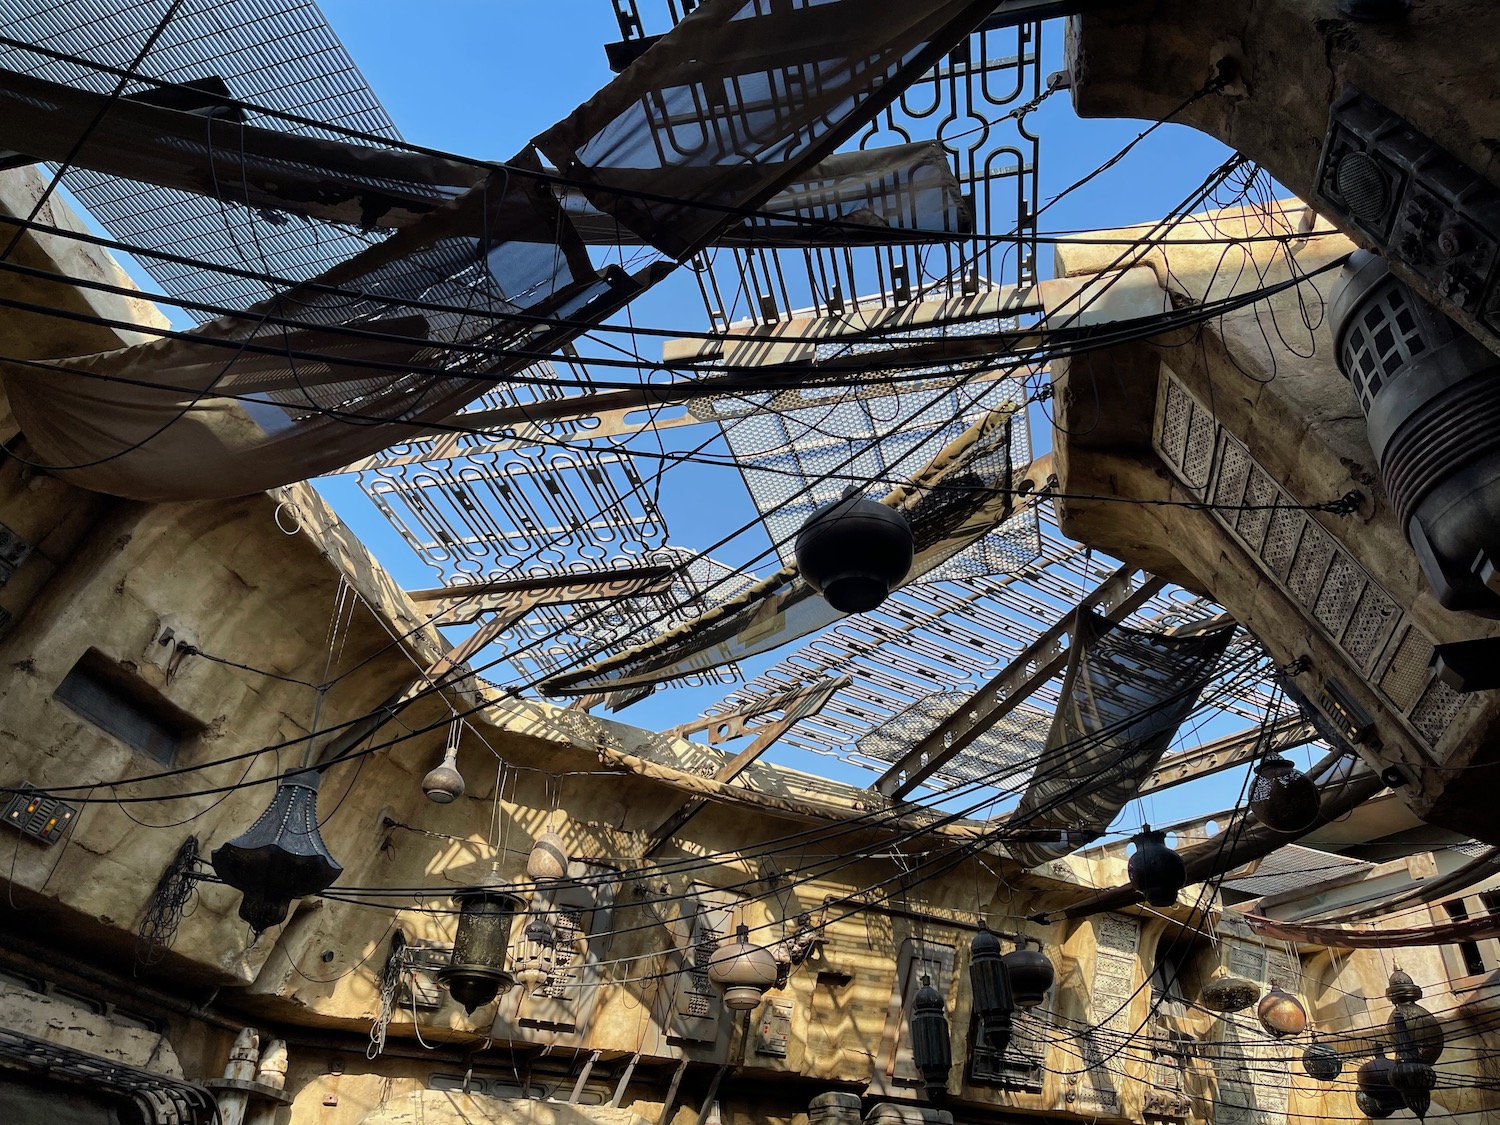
[298,4,1308,830]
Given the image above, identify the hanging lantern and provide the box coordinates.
[1257,981,1308,1038]
[1357,1043,1404,1118]
[1198,967,1259,1013]
[1355,1089,1396,1120]
[968,927,1015,1054]
[794,493,914,613]
[1001,942,1055,1009]
[421,739,465,804]
[211,770,342,933]
[1248,752,1321,834]
[1128,825,1186,908]
[1390,1013,1437,1120]
[909,975,952,1100]
[1385,968,1445,1063]
[435,873,522,1015]
[707,924,779,1011]
[1302,1034,1343,1082]
[511,913,556,991]
[526,830,570,882]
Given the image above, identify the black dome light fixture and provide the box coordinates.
[1302,1034,1343,1082]
[1248,751,1322,834]
[909,975,952,1101]
[794,490,913,614]
[1357,1042,1404,1120]
[436,869,523,1015]
[968,927,1015,1054]
[1128,825,1186,908]
[1001,938,1055,1009]
[211,769,343,934]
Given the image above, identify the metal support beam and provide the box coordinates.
[1136,715,1321,799]
[875,566,1166,799]
[643,676,849,856]
[407,565,674,625]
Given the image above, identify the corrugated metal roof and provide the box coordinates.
[1221,844,1373,899]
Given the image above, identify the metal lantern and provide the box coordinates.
[1356,1089,1397,1120]
[436,874,522,1015]
[526,830,570,882]
[1001,942,1055,1009]
[1248,752,1321,834]
[511,912,556,991]
[1128,825,1186,908]
[1385,968,1445,1064]
[211,770,342,933]
[968,927,1015,1054]
[707,924,779,1011]
[1199,968,1259,1013]
[421,742,465,804]
[909,975,952,1100]
[794,493,914,613]
[1257,982,1308,1039]
[1302,1034,1343,1082]
[1357,1043,1404,1118]
[1391,1013,1437,1120]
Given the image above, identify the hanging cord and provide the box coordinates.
[368,928,408,1060]
[134,836,202,970]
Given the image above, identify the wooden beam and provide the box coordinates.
[874,566,1167,799]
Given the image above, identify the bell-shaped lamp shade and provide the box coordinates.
[1198,968,1259,1013]
[1248,752,1321,833]
[1257,982,1308,1038]
[707,924,779,1011]
[968,928,1015,1054]
[211,770,342,933]
[1128,825,1186,908]
[1385,968,1445,1063]
[794,493,913,614]
[421,744,465,804]
[1001,944,1055,1009]
[436,880,522,1015]
[909,975,952,1100]
[1302,1035,1342,1082]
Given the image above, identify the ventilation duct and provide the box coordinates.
[1331,250,1500,616]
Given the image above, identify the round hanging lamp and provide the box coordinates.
[1198,967,1259,1013]
[909,975,952,1100]
[707,924,779,1011]
[526,830,570,882]
[1128,825,1186,907]
[1385,968,1445,1064]
[968,927,1015,1054]
[1248,752,1321,833]
[211,769,343,933]
[794,493,913,613]
[1001,941,1054,1009]
[1257,982,1308,1038]
[1355,1089,1396,1120]
[436,872,522,1015]
[1301,1034,1342,1082]
[1357,1043,1404,1118]
[421,743,465,804]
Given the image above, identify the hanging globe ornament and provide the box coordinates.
[1302,1033,1343,1082]
[1355,1089,1396,1120]
[706,924,779,1011]
[1384,968,1445,1064]
[526,828,570,882]
[1128,825,1187,907]
[211,770,343,934]
[1198,967,1259,1013]
[1001,940,1055,1009]
[794,491,914,614]
[1356,1042,1404,1118]
[1248,751,1321,833]
[1257,981,1308,1039]
[909,975,952,1101]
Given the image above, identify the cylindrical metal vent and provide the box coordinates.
[1331,250,1500,615]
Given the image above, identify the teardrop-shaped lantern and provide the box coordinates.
[512,913,556,990]
[1385,968,1445,1063]
[1248,752,1321,833]
[211,770,342,933]
[435,872,522,1015]
[1390,1012,1437,1119]
[1198,967,1259,1013]
[968,927,1014,1054]
[1001,943,1055,1009]
[526,830,570,882]
[1357,1043,1404,1117]
[1128,825,1186,907]
[421,743,465,804]
[909,975,952,1100]
[1257,982,1308,1038]
[1302,1034,1342,1082]
[707,924,779,1011]
[794,493,913,613]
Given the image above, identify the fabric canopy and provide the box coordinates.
[0,0,996,499]
[1246,911,1500,949]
